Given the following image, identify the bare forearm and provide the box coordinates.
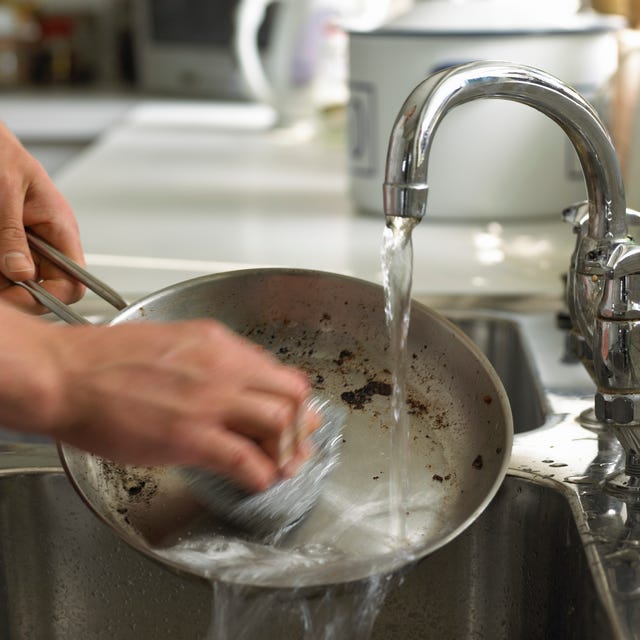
[0,302,318,491]
[0,301,65,432]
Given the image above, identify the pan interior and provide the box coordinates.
[60,270,512,588]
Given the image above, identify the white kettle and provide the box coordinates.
[234,0,413,125]
[234,0,323,125]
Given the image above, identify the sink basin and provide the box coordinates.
[374,475,611,640]
[449,314,547,433]
[0,468,614,639]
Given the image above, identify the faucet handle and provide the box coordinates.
[594,239,640,398]
[596,240,640,487]
[600,241,640,319]
[562,201,589,230]
[568,208,640,356]
[608,243,640,278]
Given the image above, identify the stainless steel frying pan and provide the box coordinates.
[24,232,513,589]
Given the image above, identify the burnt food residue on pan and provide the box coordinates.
[341,380,391,410]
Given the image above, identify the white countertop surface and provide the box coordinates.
[2,91,135,142]
[50,100,575,303]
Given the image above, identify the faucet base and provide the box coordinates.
[578,407,607,433]
[605,472,640,498]
[605,452,640,497]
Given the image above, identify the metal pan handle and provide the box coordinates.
[15,280,92,325]
[15,230,129,325]
[26,231,128,311]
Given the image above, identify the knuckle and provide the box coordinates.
[0,171,22,195]
[226,440,255,473]
[289,371,311,397]
[69,282,86,303]
[271,401,296,433]
[165,416,200,456]
[62,281,86,304]
[188,319,224,341]
[0,222,27,244]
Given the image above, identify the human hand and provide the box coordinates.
[0,305,319,492]
[0,122,85,312]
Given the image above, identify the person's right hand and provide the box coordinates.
[0,303,319,492]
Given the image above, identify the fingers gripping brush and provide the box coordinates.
[181,396,345,538]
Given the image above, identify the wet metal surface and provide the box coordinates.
[0,303,636,638]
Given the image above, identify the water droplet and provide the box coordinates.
[565,475,593,485]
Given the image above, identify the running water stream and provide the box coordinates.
[381,216,418,542]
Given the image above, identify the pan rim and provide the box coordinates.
[60,266,514,588]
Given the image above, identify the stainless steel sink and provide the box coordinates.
[375,475,611,640]
[449,314,547,433]
[0,465,613,639]
[0,466,210,639]
[0,307,630,639]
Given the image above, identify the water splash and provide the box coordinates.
[207,573,399,640]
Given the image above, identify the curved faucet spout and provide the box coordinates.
[382,61,627,243]
[382,60,640,489]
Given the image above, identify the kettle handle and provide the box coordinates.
[234,0,277,105]
[234,0,320,121]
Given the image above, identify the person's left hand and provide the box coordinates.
[0,121,85,312]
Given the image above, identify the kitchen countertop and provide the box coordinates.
[46,100,576,304]
[2,91,135,143]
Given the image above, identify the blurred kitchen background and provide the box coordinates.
[2,0,640,306]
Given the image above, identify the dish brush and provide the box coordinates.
[181,396,345,538]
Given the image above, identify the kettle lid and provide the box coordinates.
[371,1,626,36]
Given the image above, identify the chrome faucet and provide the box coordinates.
[382,60,640,492]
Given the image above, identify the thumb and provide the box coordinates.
[0,225,35,282]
